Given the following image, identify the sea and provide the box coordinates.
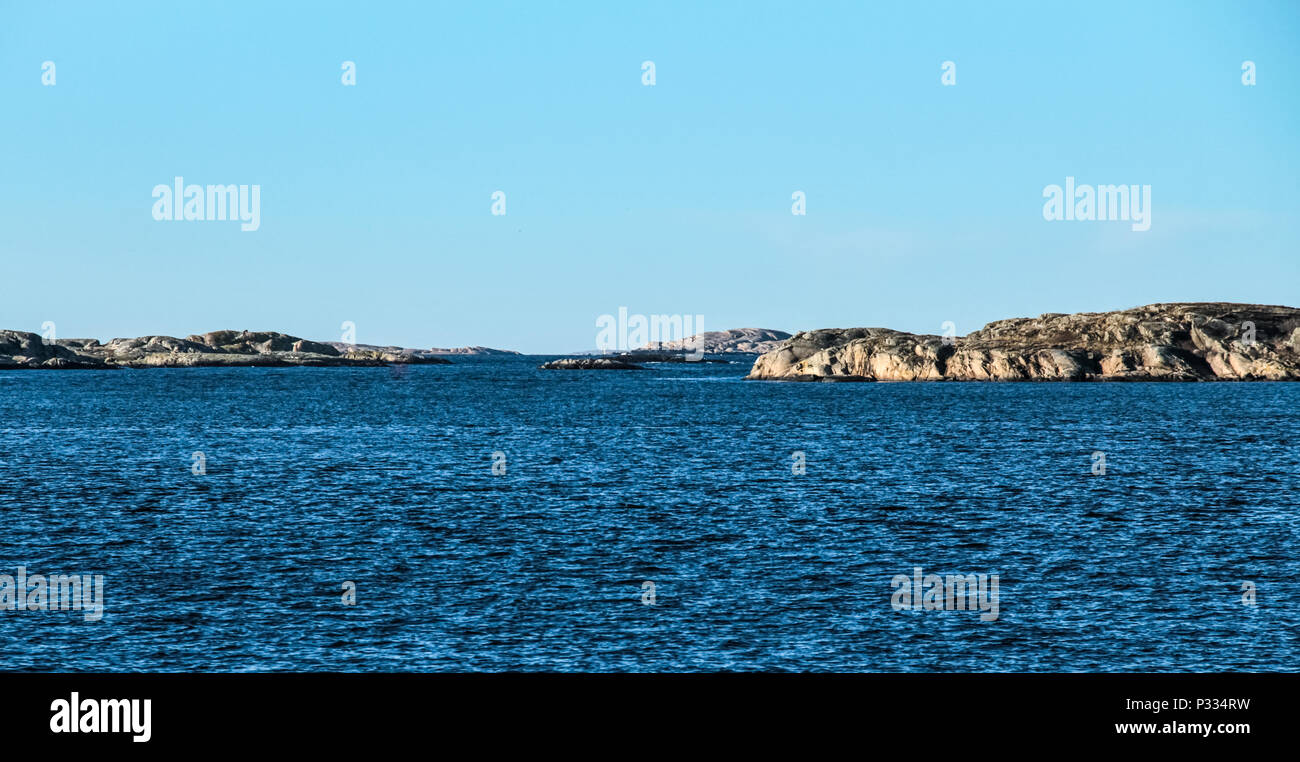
[1,357,1296,671]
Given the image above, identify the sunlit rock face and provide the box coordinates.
[746,304,1300,382]
[0,329,452,368]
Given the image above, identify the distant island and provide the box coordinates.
[541,328,791,369]
[0,329,516,369]
[8,305,1299,380]
[540,357,647,370]
[747,303,1300,382]
[634,328,792,355]
[324,342,521,358]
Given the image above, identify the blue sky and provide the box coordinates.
[2,1,1297,352]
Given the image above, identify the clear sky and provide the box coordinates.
[2,1,1297,353]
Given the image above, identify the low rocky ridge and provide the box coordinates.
[427,346,520,356]
[326,342,518,357]
[539,351,733,370]
[746,303,1300,382]
[0,330,453,369]
[614,351,729,364]
[0,332,107,369]
[539,357,644,370]
[637,328,791,355]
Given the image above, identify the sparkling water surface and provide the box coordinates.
[1,357,1296,671]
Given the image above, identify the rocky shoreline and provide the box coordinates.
[635,328,792,355]
[746,303,1300,382]
[0,330,464,369]
[9,305,1298,379]
[539,357,646,370]
[538,350,739,370]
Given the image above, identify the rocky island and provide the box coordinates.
[542,328,792,369]
[539,357,646,370]
[538,350,739,369]
[327,342,520,357]
[746,303,1300,382]
[636,328,791,355]
[0,329,461,369]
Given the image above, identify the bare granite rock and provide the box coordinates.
[323,342,453,365]
[746,303,1300,382]
[0,329,453,369]
[539,357,644,370]
[613,351,729,364]
[328,342,516,357]
[426,346,521,355]
[0,331,109,369]
[638,328,791,355]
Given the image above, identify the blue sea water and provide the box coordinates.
[1,357,1296,672]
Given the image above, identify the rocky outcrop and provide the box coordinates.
[326,342,516,358]
[539,357,644,370]
[0,331,109,369]
[427,346,521,355]
[187,330,340,356]
[746,303,1300,382]
[540,350,730,368]
[638,328,791,355]
[0,330,453,369]
[322,342,454,364]
[614,351,729,364]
